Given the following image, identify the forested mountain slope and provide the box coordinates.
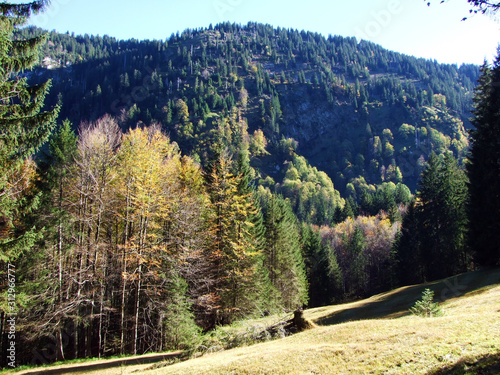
[19,22,478,222]
[4,21,486,367]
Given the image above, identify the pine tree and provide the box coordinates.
[467,58,500,267]
[0,0,58,260]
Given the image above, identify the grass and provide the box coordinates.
[12,268,500,375]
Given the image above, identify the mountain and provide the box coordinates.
[19,22,479,224]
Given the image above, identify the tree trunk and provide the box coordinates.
[134,265,141,355]
[120,183,131,355]
[56,329,65,361]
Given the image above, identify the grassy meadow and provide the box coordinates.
[14,268,500,375]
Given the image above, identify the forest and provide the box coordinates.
[1,1,499,368]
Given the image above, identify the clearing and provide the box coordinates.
[11,268,500,375]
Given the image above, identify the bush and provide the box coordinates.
[410,288,442,317]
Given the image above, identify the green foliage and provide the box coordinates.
[262,195,308,309]
[205,149,264,325]
[161,275,202,351]
[467,58,500,267]
[16,22,476,199]
[301,224,342,307]
[0,2,58,261]
[409,289,442,318]
[323,213,399,299]
[9,18,486,367]
[279,154,344,225]
[395,152,469,284]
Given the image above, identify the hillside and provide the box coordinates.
[14,268,500,375]
[19,23,479,222]
[154,268,500,375]
[5,22,487,369]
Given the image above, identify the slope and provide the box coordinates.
[14,268,500,375]
[18,23,479,219]
[147,268,500,375]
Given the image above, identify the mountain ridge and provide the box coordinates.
[19,21,479,222]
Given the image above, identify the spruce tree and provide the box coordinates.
[417,152,445,279]
[206,149,261,324]
[345,225,367,297]
[19,120,77,362]
[301,224,341,307]
[263,195,308,310]
[395,202,424,285]
[0,1,58,260]
[467,58,500,267]
[235,149,276,313]
[396,152,469,283]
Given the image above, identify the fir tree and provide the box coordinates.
[394,202,424,285]
[467,58,500,267]
[396,152,469,283]
[263,195,308,310]
[0,0,58,261]
[235,148,275,313]
[345,225,367,297]
[301,224,340,307]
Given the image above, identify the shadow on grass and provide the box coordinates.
[314,268,500,326]
[427,352,500,375]
[21,352,183,375]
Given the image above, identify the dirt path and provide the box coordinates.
[17,351,183,375]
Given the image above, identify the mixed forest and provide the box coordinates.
[1,1,500,368]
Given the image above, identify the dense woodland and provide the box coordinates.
[0,1,499,368]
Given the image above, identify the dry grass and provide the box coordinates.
[13,269,500,375]
[147,269,500,375]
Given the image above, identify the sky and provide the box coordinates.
[23,0,500,66]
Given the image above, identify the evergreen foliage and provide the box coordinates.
[1,14,492,368]
[409,288,442,318]
[395,152,469,284]
[467,57,500,267]
[16,22,476,201]
[262,194,309,309]
[301,224,338,307]
[0,0,58,261]
[205,149,262,325]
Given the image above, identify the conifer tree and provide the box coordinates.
[14,119,77,362]
[467,58,500,267]
[263,195,308,310]
[396,152,469,283]
[116,125,179,354]
[235,149,274,312]
[206,149,261,325]
[0,0,58,260]
[344,225,367,297]
[301,224,336,307]
[394,203,424,285]
[34,120,77,360]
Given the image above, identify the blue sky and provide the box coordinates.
[25,0,500,65]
